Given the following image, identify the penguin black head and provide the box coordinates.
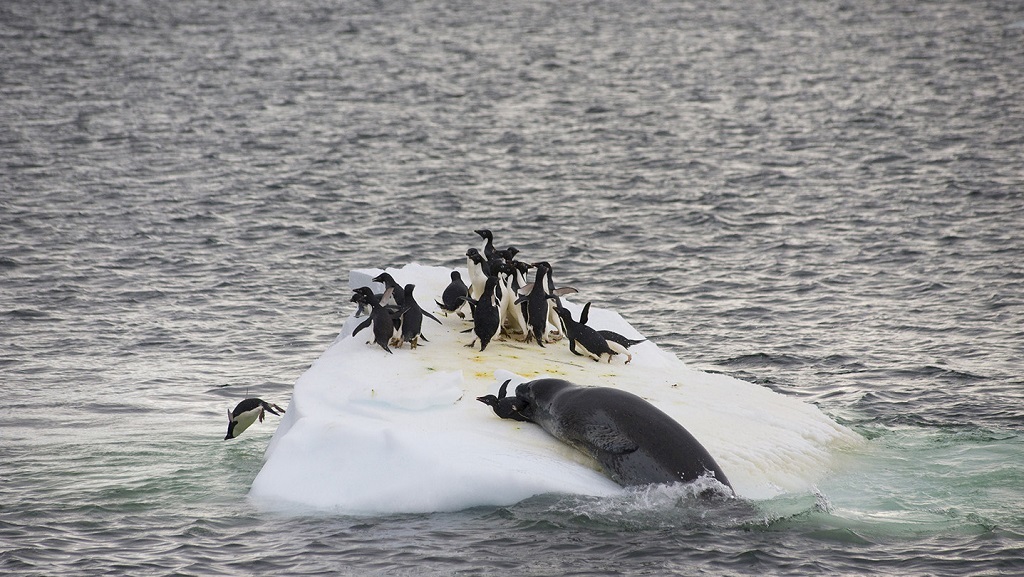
[496,246,519,262]
[351,286,376,304]
[476,393,531,422]
[474,229,493,240]
[372,272,397,286]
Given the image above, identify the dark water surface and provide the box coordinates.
[3,0,1023,574]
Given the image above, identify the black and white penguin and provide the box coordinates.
[495,246,520,263]
[461,274,502,351]
[554,303,632,363]
[352,287,404,353]
[372,272,406,307]
[476,379,530,422]
[397,283,441,349]
[225,398,285,440]
[435,270,469,317]
[518,261,553,347]
[501,260,530,338]
[465,248,488,302]
[539,261,576,340]
[474,229,497,261]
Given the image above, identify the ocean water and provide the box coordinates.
[2,0,1023,574]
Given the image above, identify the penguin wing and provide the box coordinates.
[352,317,372,336]
[422,309,442,325]
[580,301,592,325]
[551,287,579,296]
[498,378,512,399]
[517,283,534,296]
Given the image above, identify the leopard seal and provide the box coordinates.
[507,378,733,493]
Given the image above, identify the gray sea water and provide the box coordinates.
[3,0,1023,574]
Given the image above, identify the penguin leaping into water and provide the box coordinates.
[225,398,285,440]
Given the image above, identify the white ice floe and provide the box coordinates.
[249,264,863,515]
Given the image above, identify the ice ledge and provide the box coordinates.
[249,264,863,515]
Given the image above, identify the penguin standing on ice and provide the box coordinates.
[502,260,530,338]
[435,270,469,317]
[462,274,502,351]
[465,248,488,301]
[397,283,441,349]
[554,303,632,363]
[539,261,576,340]
[352,287,404,353]
[225,398,285,440]
[372,272,406,307]
[519,262,553,347]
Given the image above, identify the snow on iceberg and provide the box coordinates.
[248,263,863,515]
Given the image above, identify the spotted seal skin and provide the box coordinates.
[511,378,733,493]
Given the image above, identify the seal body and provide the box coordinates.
[513,379,732,491]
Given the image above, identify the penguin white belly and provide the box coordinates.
[232,407,263,437]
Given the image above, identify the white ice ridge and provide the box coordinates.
[249,264,864,515]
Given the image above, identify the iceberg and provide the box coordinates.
[249,264,863,515]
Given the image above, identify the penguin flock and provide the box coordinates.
[350,272,443,353]
[350,229,645,364]
[223,228,645,440]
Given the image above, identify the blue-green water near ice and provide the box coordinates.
[2,0,1023,574]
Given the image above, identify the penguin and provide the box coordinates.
[461,274,502,351]
[435,270,469,317]
[517,261,554,347]
[476,379,530,422]
[225,398,285,440]
[495,246,520,263]
[465,248,488,301]
[371,272,406,307]
[475,229,497,261]
[502,260,530,338]
[351,287,375,317]
[352,287,404,353]
[487,259,516,337]
[554,303,631,363]
[573,302,644,350]
[539,261,576,340]
[397,283,441,349]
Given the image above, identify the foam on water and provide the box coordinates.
[249,264,864,515]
